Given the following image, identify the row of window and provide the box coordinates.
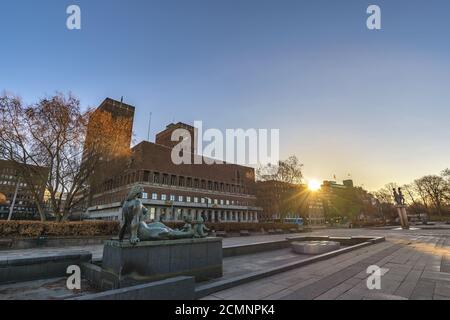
[0,168,16,175]
[0,180,28,187]
[1,174,16,179]
[98,170,251,195]
[0,192,35,201]
[0,206,36,212]
[143,192,245,206]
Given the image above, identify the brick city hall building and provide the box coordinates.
[86,98,261,223]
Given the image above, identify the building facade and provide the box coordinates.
[0,160,48,220]
[320,179,378,224]
[320,180,354,206]
[256,180,299,221]
[86,99,261,223]
[84,98,135,199]
[256,180,325,225]
[306,193,325,225]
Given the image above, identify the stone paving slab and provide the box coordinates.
[0,277,97,300]
[280,245,402,300]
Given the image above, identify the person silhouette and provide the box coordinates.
[398,188,406,205]
[393,188,400,205]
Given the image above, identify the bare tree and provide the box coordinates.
[374,182,398,204]
[256,156,304,184]
[441,168,450,204]
[403,183,432,215]
[0,93,131,221]
[414,175,447,216]
[0,95,49,220]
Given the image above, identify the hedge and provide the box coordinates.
[0,221,120,239]
[0,220,300,239]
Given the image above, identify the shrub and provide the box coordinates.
[0,221,120,239]
[0,220,301,239]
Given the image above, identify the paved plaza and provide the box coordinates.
[1,226,450,300]
[201,227,450,300]
[0,233,315,262]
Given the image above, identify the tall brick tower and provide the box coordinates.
[84,98,135,204]
[85,97,135,154]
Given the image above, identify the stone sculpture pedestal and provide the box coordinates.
[396,205,409,230]
[100,237,223,288]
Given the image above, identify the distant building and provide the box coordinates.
[306,193,325,225]
[343,179,354,188]
[86,98,261,223]
[320,179,379,223]
[255,180,325,225]
[0,160,48,220]
[322,180,352,190]
[320,180,353,211]
[256,180,298,221]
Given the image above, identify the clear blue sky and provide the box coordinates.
[1,0,449,190]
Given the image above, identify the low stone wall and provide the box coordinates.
[70,276,195,300]
[0,236,110,250]
[223,240,290,257]
[0,251,92,285]
[286,235,384,246]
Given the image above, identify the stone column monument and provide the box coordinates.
[393,187,409,230]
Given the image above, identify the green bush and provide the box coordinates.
[0,220,120,239]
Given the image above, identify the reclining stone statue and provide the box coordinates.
[119,185,203,244]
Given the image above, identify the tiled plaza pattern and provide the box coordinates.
[201,228,450,300]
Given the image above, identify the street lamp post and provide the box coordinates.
[204,197,211,222]
[7,176,21,221]
[171,201,175,221]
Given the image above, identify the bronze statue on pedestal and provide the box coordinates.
[119,186,207,244]
[393,187,406,206]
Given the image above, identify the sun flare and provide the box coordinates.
[308,180,321,191]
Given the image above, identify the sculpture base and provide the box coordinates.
[291,241,340,255]
[396,205,410,230]
[100,237,222,288]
